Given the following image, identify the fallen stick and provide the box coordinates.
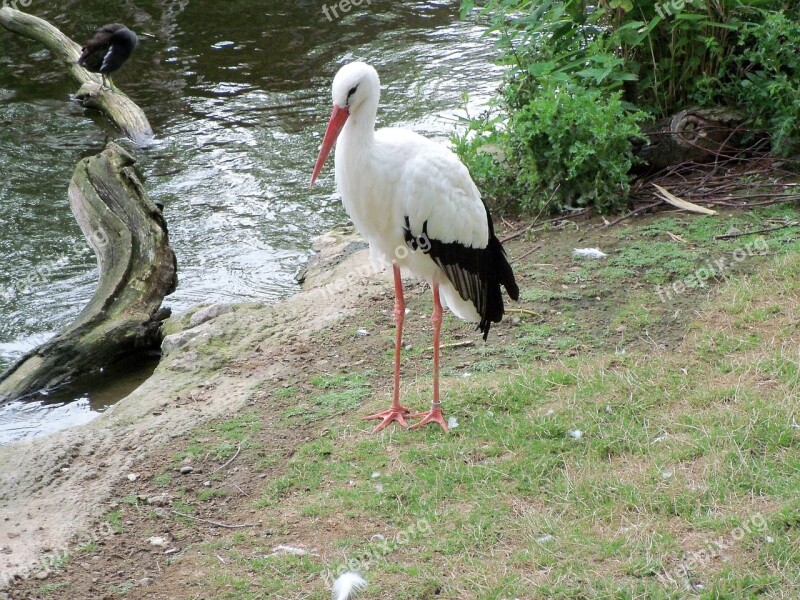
[426,340,475,352]
[210,442,243,475]
[604,202,664,228]
[713,221,799,240]
[170,511,256,530]
[506,308,539,318]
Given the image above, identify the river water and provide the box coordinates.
[0,0,500,444]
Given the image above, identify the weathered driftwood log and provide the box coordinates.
[0,143,177,403]
[634,107,750,173]
[0,7,153,145]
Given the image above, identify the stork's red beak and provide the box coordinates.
[311,104,350,187]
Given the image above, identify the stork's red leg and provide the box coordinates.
[365,264,411,432]
[409,284,449,432]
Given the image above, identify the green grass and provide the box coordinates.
[152,472,172,487]
[105,510,124,534]
[35,582,70,596]
[173,412,262,466]
[108,581,135,595]
[280,372,372,425]
[140,209,800,598]
[197,488,226,502]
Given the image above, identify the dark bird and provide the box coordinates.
[311,62,519,433]
[78,24,138,90]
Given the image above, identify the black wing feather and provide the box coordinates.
[403,205,519,340]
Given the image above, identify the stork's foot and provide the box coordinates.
[365,405,411,433]
[409,405,449,433]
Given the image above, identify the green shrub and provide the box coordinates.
[510,83,646,211]
[692,9,800,155]
[456,0,800,214]
[453,82,646,213]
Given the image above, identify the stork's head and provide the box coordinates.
[311,62,380,186]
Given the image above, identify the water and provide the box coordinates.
[0,0,501,443]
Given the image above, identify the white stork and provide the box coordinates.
[311,62,519,433]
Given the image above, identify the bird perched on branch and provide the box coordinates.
[77,23,138,91]
[311,61,519,433]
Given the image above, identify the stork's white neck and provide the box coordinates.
[341,95,378,151]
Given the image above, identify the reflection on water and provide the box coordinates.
[0,398,98,444]
[0,356,158,445]
[0,1,501,444]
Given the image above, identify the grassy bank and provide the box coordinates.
[14,206,800,599]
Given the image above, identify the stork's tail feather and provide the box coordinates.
[332,571,367,600]
[478,232,519,340]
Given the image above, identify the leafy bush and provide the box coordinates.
[510,84,646,212]
[453,82,646,213]
[454,0,651,213]
[456,0,800,214]
[692,9,800,155]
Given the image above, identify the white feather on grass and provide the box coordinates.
[573,247,608,259]
[332,572,367,600]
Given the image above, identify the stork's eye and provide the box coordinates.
[346,85,359,104]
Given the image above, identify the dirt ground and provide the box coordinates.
[0,227,393,595]
[0,215,559,599]
[2,208,790,599]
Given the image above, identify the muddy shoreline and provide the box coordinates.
[0,229,380,589]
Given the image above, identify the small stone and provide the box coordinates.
[34,571,49,580]
[567,429,583,440]
[138,577,154,587]
[189,304,232,328]
[149,536,168,547]
[179,466,194,475]
[127,473,139,482]
[268,545,307,557]
[146,495,169,506]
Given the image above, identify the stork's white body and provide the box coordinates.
[335,125,487,322]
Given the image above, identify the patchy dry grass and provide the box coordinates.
[11,207,800,600]
[178,208,799,599]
